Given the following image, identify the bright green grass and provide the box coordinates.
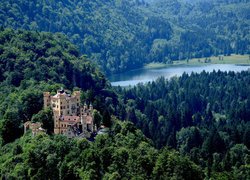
[184,54,250,65]
[144,54,250,69]
[144,62,168,69]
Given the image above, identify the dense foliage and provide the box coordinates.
[116,71,250,178]
[0,28,203,179]
[0,0,249,74]
[0,0,249,178]
[0,28,117,145]
[0,120,203,179]
[148,0,249,58]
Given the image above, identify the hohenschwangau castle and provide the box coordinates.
[43,88,96,138]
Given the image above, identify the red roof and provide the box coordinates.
[60,116,80,122]
[86,116,93,124]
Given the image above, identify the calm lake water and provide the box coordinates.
[108,64,250,86]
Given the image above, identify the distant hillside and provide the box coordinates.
[0,0,249,74]
[145,0,249,57]
[0,0,166,74]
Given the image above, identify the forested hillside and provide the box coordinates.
[0,0,249,179]
[115,71,250,178]
[0,28,204,179]
[0,28,117,145]
[0,0,249,74]
[146,0,249,58]
[0,120,204,179]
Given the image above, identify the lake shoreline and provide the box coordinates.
[108,54,250,78]
[144,54,250,70]
[109,63,250,86]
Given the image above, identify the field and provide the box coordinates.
[145,54,250,69]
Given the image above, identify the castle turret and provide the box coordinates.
[89,103,93,111]
[73,91,81,114]
[43,92,51,108]
[81,115,83,124]
[84,102,87,110]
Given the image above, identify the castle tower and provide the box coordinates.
[73,91,81,115]
[43,92,51,108]
[53,110,61,134]
[83,102,87,110]
[89,103,93,111]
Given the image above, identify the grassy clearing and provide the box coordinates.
[144,54,250,69]
[183,54,250,65]
[144,62,168,69]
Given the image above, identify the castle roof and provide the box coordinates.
[85,116,93,124]
[52,92,71,98]
[60,116,80,123]
[51,89,78,99]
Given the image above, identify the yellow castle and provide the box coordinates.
[43,88,95,137]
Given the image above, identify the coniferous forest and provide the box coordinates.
[0,0,250,179]
[0,0,249,74]
[115,71,250,178]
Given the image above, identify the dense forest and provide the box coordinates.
[0,28,117,145]
[115,70,250,178]
[0,0,249,74]
[0,119,204,179]
[0,29,204,178]
[0,0,249,179]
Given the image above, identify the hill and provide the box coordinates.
[0,28,203,178]
[0,120,203,179]
[0,0,249,74]
[0,27,249,179]
[0,28,117,144]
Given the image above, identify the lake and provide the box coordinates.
[108,64,250,86]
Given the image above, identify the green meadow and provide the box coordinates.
[145,54,250,69]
